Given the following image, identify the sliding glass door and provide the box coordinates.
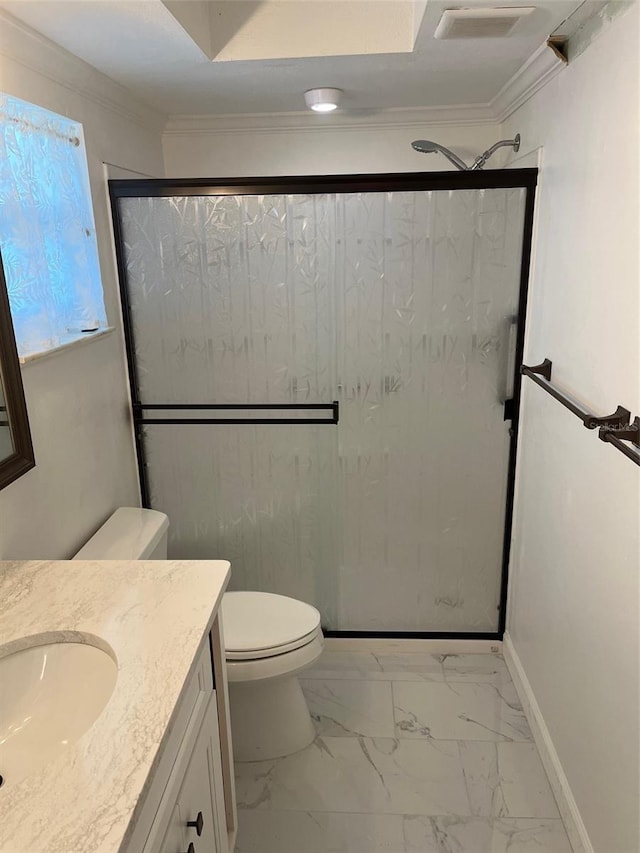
[112,172,535,634]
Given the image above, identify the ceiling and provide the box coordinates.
[1,0,585,116]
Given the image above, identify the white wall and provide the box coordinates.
[504,6,639,852]
[163,114,500,176]
[0,12,165,558]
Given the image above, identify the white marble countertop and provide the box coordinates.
[0,558,231,853]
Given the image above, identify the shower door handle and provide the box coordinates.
[500,314,518,421]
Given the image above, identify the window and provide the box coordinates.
[0,93,107,357]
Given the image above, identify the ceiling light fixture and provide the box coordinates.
[304,88,343,113]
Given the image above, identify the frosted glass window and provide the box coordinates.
[0,93,107,356]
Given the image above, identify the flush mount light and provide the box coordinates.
[304,88,343,112]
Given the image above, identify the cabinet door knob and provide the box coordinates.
[187,811,204,836]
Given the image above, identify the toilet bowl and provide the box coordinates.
[72,507,323,762]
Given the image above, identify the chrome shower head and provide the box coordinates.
[411,140,440,154]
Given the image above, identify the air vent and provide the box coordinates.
[434,7,536,39]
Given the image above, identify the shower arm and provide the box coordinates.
[469,134,521,171]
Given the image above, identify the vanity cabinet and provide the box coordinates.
[125,616,237,853]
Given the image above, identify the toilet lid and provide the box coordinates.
[222,591,321,656]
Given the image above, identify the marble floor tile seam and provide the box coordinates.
[301,731,537,746]
[236,807,569,821]
[308,652,509,670]
[304,670,517,684]
[235,801,565,821]
[387,734,534,743]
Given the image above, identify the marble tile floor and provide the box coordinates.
[235,650,572,853]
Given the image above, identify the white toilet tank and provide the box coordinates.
[73,507,169,560]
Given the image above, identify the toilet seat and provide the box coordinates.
[225,630,324,684]
[222,591,322,661]
[226,626,321,660]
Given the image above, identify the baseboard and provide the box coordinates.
[503,632,593,853]
[323,637,502,654]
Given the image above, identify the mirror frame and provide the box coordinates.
[0,250,35,489]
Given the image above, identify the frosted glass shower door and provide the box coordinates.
[334,189,526,631]
[115,183,528,633]
[118,194,341,620]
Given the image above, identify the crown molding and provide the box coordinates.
[0,10,166,134]
[490,40,567,123]
[164,104,497,136]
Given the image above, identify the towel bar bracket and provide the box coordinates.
[523,358,552,381]
[583,405,631,430]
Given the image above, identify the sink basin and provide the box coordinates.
[0,639,117,788]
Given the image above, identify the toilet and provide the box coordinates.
[222,590,323,761]
[73,507,324,762]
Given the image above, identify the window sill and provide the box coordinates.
[19,327,116,365]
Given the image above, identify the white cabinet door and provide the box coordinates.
[143,693,225,853]
[178,694,225,853]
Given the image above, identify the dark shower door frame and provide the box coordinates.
[109,168,538,640]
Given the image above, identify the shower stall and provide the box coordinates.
[110,170,537,637]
